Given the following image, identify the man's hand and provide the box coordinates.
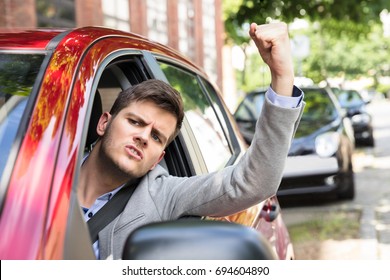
[249,22,294,97]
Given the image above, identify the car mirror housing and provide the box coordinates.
[340,108,348,118]
[122,220,277,260]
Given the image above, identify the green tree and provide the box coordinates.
[223,0,389,91]
[224,0,387,44]
[296,22,390,85]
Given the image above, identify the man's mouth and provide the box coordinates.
[125,145,143,160]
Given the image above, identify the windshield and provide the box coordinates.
[334,89,364,108]
[235,87,338,138]
[301,88,338,123]
[0,53,45,179]
[234,91,266,121]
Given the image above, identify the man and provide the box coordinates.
[78,22,304,259]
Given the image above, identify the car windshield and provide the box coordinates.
[235,88,337,124]
[234,90,266,121]
[334,89,364,108]
[0,53,45,179]
[301,88,338,123]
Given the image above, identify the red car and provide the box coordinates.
[0,26,294,260]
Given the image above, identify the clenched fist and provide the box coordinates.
[249,22,294,97]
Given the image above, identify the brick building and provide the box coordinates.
[0,0,225,92]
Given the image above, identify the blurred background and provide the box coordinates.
[1,0,388,111]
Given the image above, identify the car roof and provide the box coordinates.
[0,26,201,72]
[0,28,64,50]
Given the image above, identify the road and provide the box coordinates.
[281,95,390,260]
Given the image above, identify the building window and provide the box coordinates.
[178,0,195,62]
[146,0,168,44]
[102,0,130,31]
[202,0,217,82]
[36,0,75,28]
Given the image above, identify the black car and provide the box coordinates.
[331,87,375,147]
[234,86,356,200]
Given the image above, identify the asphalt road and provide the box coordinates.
[280,95,390,260]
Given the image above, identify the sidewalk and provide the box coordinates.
[282,198,390,260]
[373,192,390,259]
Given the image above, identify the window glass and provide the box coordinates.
[147,0,168,44]
[335,89,364,108]
[202,0,217,83]
[303,89,338,123]
[234,91,266,121]
[178,0,196,61]
[36,0,75,28]
[159,62,232,172]
[102,0,130,31]
[0,53,45,179]
[200,78,231,148]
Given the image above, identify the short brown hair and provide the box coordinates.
[109,79,184,144]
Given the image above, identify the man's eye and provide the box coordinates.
[129,119,139,126]
[151,133,160,142]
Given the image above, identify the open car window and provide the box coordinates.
[158,61,233,173]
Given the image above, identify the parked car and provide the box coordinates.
[359,88,378,103]
[234,86,356,200]
[331,87,375,147]
[0,26,294,260]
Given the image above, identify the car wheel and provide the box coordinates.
[338,163,355,200]
[366,134,375,147]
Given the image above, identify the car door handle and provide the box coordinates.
[260,202,280,222]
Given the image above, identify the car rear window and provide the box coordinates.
[0,53,45,180]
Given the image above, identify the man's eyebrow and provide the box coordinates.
[152,128,168,144]
[126,112,168,144]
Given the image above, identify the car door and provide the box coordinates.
[53,40,155,259]
[58,37,224,258]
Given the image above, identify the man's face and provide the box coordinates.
[97,100,177,178]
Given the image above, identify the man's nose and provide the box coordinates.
[134,126,151,146]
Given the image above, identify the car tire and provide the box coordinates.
[338,159,355,200]
[366,135,375,147]
[338,163,355,200]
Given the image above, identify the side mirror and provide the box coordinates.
[122,220,277,260]
[340,108,348,118]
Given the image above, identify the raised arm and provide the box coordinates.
[249,22,294,97]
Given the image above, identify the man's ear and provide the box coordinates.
[150,151,166,171]
[97,112,112,137]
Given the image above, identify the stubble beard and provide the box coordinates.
[99,127,140,183]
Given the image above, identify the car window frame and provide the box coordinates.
[158,62,233,172]
[197,77,242,167]
[64,50,155,259]
[153,55,242,173]
[64,49,204,258]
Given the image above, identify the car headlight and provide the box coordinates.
[315,132,340,158]
[351,113,370,124]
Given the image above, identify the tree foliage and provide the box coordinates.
[224,0,388,44]
[223,0,390,91]
[302,22,390,84]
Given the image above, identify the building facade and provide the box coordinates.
[0,0,224,91]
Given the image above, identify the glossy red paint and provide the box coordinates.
[0,27,201,259]
[0,29,62,50]
[0,28,90,259]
